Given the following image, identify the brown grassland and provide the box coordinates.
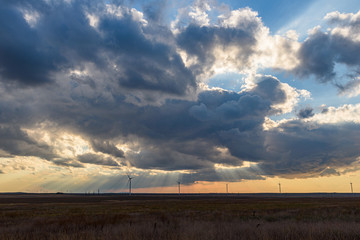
[1,194,360,239]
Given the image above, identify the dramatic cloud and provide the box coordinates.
[310,103,360,124]
[52,159,84,168]
[175,8,260,78]
[0,125,56,160]
[77,153,120,167]
[294,10,360,90]
[0,1,196,98]
[174,5,303,84]
[336,77,360,97]
[0,2,62,85]
[0,0,359,191]
[262,120,360,178]
[297,107,314,119]
[90,140,125,158]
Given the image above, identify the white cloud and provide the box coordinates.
[3,0,360,187]
[219,7,263,31]
[325,10,360,42]
[273,82,311,114]
[188,1,211,26]
[105,4,148,26]
[86,12,100,29]
[310,103,360,124]
[174,6,304,84]
[20,8,40,28]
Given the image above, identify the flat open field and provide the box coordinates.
[1,194,360,239]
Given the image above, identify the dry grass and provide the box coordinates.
[1,194,360,239]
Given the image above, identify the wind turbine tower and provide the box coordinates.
[128,175,133,196]
[350,182,353,194]
[226,183,228,194]
[177,181,181,195]
[278,183,282,194]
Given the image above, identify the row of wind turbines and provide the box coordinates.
[126,176,357,195]
[277,182,355,194]
[126,175,182,195]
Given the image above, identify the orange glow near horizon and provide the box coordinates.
[130,172,360,194]
[0,165,359,194]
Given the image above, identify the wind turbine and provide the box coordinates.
[350,182,353,194]
[226,183,228,194]
[127,175,133,195]
[177,181,181,195]
[278,183,282,194]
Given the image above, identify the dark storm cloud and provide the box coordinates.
[137,76,281,142]
[48,74,360,179]
[52,159,85,168]
[297,107,314,119]
[77,153,120,166]
[90,140,125,158]
[35,1,102,65]
[330,35,360,67]
[259,121,360,177]
[141,0,167,23]
[129,145,213,171]
[30,75,286,173]
[99,14,195,95]
[190,93,270,123]
[176,24,256,75]
[0,125,56,160]
[111,76,360,178]
[0,0,102,85]
[75,76,287,171]
[0,0,195,95]
[321,108,329,114]
[171,110,360,179]
[295,31,335,81]
[218,128,266,163]
[0,3,62,85]
[252,76,287,105]
[320,168,340,177]
[295,15,360,84]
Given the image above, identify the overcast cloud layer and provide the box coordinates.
[0,0,360,190]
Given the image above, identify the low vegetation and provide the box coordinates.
[1,194,360,239]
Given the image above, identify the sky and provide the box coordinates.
[0,0,360,194]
